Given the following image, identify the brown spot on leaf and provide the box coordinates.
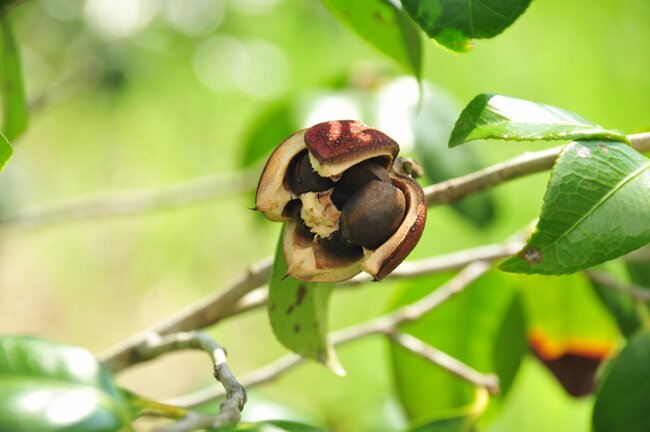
[286,305,294,315]
[270,303,276,312]
[293,324,301,333]
[296,285,307,306]
[520,248,543,265]
[599,144,609,153]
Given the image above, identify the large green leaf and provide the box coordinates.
[323,0,421,78]
[389,271,526,425]
[449,94,628,148]
[0,129,11,170]
[412,83,495,226]
[0,18,28,141]
[268,229,343,374]
[0,335,132,431]
[401,0,531,52]
[501,141,650,275]
[593,331,650,432]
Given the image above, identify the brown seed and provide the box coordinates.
[331,159,391,209]
[340,181,406,249]
[288,152,333,195]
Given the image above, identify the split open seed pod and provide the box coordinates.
[256,120,426,282]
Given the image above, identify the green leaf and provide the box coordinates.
[0,130,11,171]
[0,335,132,431]
[590,272,645,339]
[389,271,526,425]
[0,18,28,141]
[626,255,650,287]
[412,84,495,226]
[449,94,628,148]
[593,331,650,432]
[240,102,295,168]
[401,0,531,52]
[323,0,421,78]
[268,229,344,375]
[224,420,326,432]
[500,141,650,275]
[408,390,487,432]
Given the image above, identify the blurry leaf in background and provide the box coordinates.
[407,81,495,226]
[591,252,650,338]
[626,250,650,287]
[240,102,295,168]
[501,141,650,275]
[400,0,532,53]
[518,273,619,397]
[409,388,488,432]
[322,0,422,79]
[449,94,628,148]
[389,271,526,426]
[0,129,10,170]
[589,272,647,339]
[0,17,27,141]
[592,330,650,432]
[224,419,326,431]
[268,229,344,375]
[0,336,132,431]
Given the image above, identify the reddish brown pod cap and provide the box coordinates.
[255,120,426,282]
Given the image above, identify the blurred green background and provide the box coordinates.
[0,0,649,431]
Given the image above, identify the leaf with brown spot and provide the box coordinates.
[268,228,344,375]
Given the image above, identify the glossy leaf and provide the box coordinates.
[501,141,650,274]
[268,229,344,375]
[323,0,421,78]
[389,271,526,425]
[593,331,650,432]
[0,130,11,171]
[0,18,27,141]
[0,335,132,431]
[401,0,531,52]
[411,82,495,226]
[224,419,326,432]
[518,273,619,396]
[449,94,628,148]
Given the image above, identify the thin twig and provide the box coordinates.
[101,240,522,372]
[167,261,492,407]
[630,132,650,152]
[100,257,273,373]
[220,241,523,321]
[0,169,259,231]
[388,331,499,394]
[133,331,246,432]
[424,146,561,206]
[4,132,647,232]
[586,270,650,302]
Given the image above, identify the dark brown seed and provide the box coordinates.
[317,230,363,257]
[331,159,391,209]
[284,199,314,239]
[288,152,333,195]
[340,181,406,249]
